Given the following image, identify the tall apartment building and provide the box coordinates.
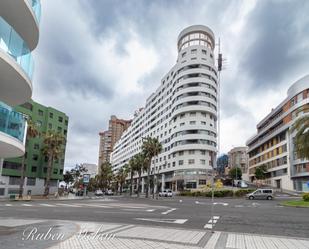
[0,1,41,197]
[1,100,68,196]
[228,147,249,181]
[247,75,309,192]
[98,115,131,167]
[111,25,219,191]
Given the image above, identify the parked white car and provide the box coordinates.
[94,189,103,196]
[159,189,173,197]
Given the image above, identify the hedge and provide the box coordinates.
[179,189,255,197]
[303,192,309,202]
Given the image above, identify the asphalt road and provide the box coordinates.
[0,195,308,239]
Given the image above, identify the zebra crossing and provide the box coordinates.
[0,201,167,212]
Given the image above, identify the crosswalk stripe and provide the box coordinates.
[5,204,12,206]
[39,204,56,207]
[22,204,33,207]
[56,203,82,207]
[80,204,113,208]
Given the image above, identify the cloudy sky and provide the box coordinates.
[32,0,309,169]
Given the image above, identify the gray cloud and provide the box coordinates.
[31,0,309,168]
[240,0,309,90]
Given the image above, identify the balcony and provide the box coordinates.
[0,102,26,158]
[0,17,34,105]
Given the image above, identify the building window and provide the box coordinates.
[32,154,39,161]
[202,50,207,55]
[34,144,39,150]
[190,121,196,125]
[200,150,206,155]
[21,102,33,111]
[191,49,197,54]
[53,169,58,174]
[3,161,22,170]
[49,113,53,118]
[182,52,186,57]
[31,166,37,172]
[65,120,68,126]
[189,150,195,155]
[172,162,176,167]
[201,121,206,125]
[36,120,42,127]
[179,160,184,165]
[57,127,62,133]
[199,180,206,185]
[48,123,52,129]
[26,178,36,186]
[200,159,206,165]
[179,151,184,156]
[9,176,21,185]
[188,159,195,164]
[38,110,44,116]
[58,116,63,122]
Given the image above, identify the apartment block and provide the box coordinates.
[247,75,309,192]
[111,25,219,191]
[98,115,131,167]
[228,147,249,181]
[0,100,68,196]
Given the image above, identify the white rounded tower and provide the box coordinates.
[0,0,41,158]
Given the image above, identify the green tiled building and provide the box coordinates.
[0,99,68,196]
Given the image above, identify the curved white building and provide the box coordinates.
[247,75,309,192]
[111,25,218,191]
[0,0,41,158]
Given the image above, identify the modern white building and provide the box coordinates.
[111,25,219,191]
[247,75,309,192]
[0,0,41,196]
[81,163,98,178]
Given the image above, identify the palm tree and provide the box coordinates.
[128,158,138,196]
[42,131,66,197]
[116,165,129,194]
[291,115,309,159]
[142,137,162,198]
[19,118,39,198]
[97,162,113,191]
[134,153,148,197]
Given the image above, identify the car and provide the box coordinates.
[246,189,274,200]
[159,189,173,197]
[105,189,114,196]
[95,189,104,196]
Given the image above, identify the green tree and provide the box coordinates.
[115,165,129,194]
[70,164,88,188]
[229,167,242,181]
[142,137,162,198]
[134,153,148,197]
[128,158,138,196]
[291,116,309,160]
[97,162,113,191]
[63,170,74,184]
[255,165,268,180]
[19,118,39,198]
[42,131,66,197]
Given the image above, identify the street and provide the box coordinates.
[1,196,309,240]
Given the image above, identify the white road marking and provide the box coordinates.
[161,208,177,215]
[135,218,187,224]
[21,204,33,207]
[204,216,220,229]
[179,200,183,203]
[80,204,112,208]
[146,209,155,212]
[214,202,228,206]
[5,204,12,206]
[39,203,56,207]
[56,203,83,207]
[195,201,199,204]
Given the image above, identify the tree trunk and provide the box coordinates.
[146,164,150,198]
[18,155,26,198]
[130,171,133,196]
[137,170,142,198]
[44,154,53,197]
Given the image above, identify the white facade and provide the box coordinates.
[0,0,41,197]
[111,25,218,191]
[81,163,98,178]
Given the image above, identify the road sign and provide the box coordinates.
[83,174,90,185]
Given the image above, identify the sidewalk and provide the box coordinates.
[1,218,308,249]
